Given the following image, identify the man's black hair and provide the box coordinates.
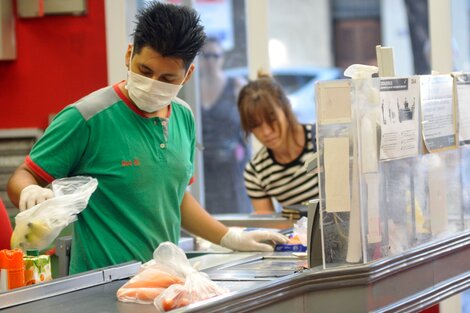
[133,1,206,69]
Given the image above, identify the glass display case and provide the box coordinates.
[315,74,470,269]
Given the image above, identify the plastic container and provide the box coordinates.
[274,244,307,252]
[0,249,25,291]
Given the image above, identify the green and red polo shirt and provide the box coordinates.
[26,83,195,274]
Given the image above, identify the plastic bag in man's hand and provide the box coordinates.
[153,242,230,312]
[10,176,98,251]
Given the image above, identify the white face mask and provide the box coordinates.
[125,46,188,113]
[126,71,186,113]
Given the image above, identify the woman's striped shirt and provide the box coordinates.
[244,124,319,207]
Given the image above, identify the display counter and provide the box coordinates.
[211,213,294,229]
[1,230,468,313]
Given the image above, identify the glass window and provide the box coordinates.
[195,0,251,214]
[267,0,341,124]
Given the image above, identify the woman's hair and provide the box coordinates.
[237,71,299,138]
[132,1,206,69]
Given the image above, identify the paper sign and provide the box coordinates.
[317,81,352,125]
[379,77,420,160]
[324,137,350,212]
[420,75,456,152]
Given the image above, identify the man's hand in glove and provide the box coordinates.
[220,228,289,252]
[19,185,54,211]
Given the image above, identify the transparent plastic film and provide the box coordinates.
[315,70,469,269]
[10,176,98,251]
[116,242,229,310]
[316,78,354,267]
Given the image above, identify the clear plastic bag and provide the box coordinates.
[117,242,229,308]
[293,216,308,246]
[116,265,184,304]
[153,242,229,312]
[10,176,98,251]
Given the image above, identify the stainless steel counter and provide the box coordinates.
[1,231,469,313]
[186,231,470,313]
[212,213,294,229]
[0,256,266,313]
[1,278,262,313]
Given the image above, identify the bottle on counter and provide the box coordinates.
[0,249,25,291]
[23,248,52,285]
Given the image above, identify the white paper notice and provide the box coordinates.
[455,73,470,145]
[420,75,456,152]
[324,137,351,213]
[317,81,352,125]
[379,77,420,160]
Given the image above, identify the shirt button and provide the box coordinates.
[162,121,167,126]
[160,143,166,149]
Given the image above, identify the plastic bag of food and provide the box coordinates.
[116,265,184,304]
[152,242,230,312]
[156,271,229,312]
[293,216,308,246]
[10,176,98,251]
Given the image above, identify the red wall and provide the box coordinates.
[0,0,107,130]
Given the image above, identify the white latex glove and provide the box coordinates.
[19,185,54,211]
[220,228,289,252]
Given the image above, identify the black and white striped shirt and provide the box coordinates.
[244,124,319,207]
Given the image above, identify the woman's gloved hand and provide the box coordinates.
[220,228,289,252]
[19,185,54,211]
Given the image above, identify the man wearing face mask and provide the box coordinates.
[7,1,287,275]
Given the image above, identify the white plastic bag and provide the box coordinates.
[152,242,230,312]
[293,216,308,246]
[116,264,184,304]
[10,176,98,251]
[116,242,229,309]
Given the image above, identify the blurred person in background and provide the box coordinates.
[237,72,319,214]
[199,37,251,214]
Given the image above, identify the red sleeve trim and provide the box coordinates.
[188,176,195,186]
[166,105,172,118]
[25,156,55,184]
